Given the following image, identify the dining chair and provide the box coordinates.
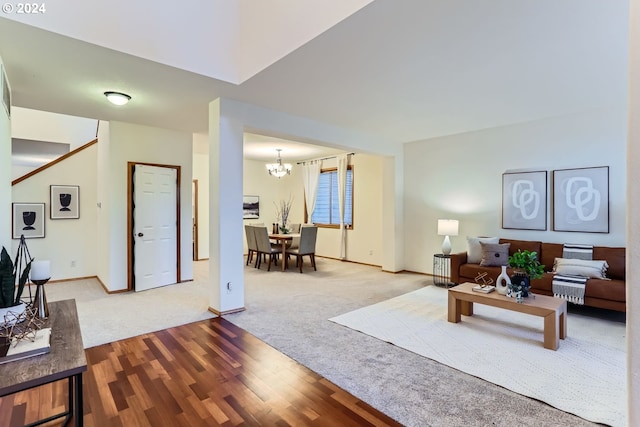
[254,226,282,271]
[245,225,258,266]
[285,226,318,273]
[286,223,302,249]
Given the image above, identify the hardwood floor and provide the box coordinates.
[0,318,402,427]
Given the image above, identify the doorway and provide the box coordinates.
[192,179,199,261]
[127,162,181,291]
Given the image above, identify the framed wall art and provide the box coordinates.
[243,195,259,219]
[1,64,10,118]
[553,166,609,233]
[502,170,547,230]
[12,203,45,239]
[50,185,80,219]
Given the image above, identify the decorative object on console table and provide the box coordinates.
[495,265,511,295]
[437,219,459,255]
[433,254,455,288]
[507,249,544,299]
[0,328,51,364]
[30,260,51,319]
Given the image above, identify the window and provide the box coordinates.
[311,167,353,227]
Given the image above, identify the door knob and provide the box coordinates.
[137,232,144,237]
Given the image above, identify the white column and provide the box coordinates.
[627,1,640,424]
[381,152,404,272]
[208,98,245,314]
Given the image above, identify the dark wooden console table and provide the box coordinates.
[0,299,86,426]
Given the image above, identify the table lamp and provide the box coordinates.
[437,219,459,255]
[31,260,51,319]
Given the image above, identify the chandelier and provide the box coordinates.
[265,149,292,178]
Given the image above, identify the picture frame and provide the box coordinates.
[12,203,45,239]
[50,185,80,219]
[553,166,609,233]
[1,64,10,118]
[502,170,547,230]
[243,195,260,219]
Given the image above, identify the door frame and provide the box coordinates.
[192,179,199,261]
[127,162,182,291]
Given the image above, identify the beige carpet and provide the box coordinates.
[330,286,627,427]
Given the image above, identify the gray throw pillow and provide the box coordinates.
[479,242,510,267]
[467,236,500,263]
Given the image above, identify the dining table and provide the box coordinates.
[268,233,300,271]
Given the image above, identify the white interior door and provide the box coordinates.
[133,164,178,291]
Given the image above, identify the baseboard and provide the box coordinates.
[48,275,97,284]
[208,306,246,316]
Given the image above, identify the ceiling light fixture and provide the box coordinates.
[265,149,292,178]
[104,91,131,106]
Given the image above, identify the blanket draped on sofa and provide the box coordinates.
[552,244,593,304]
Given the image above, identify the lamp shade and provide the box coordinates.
[437,219,459,236]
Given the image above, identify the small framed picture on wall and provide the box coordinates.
[12,203,45,239]
[50,185,80,219]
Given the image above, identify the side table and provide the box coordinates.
[433,254,455,287]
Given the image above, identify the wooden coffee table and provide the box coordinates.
[448,282,567,350]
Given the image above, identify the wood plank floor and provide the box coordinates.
[0,318,402,427]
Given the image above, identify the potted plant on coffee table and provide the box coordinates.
[507,249,545,300]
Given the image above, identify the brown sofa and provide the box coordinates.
[450,238,626,312]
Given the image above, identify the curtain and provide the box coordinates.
[302,160,321,223]
[337,154,349,259]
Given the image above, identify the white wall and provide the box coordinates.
[97,121,193,291]
[11,145,98,279]
[0,55,11,248]
[11,107,97,148]
[403,108,627,273]
[193,133,210,260]
[11,107,98,178]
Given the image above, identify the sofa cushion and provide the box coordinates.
[593,246,625,280]
[479,242,510,267]
[499,239,542,258]
[553,258,609,279]
[467,237,500,263]
[540,243,563,273]
[584,279,626,302]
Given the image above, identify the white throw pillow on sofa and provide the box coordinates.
[467,236,500,264]
[553,258,609,279]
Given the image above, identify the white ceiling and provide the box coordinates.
[0,0,630,160]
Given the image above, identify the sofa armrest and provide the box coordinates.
[449,252,468,285]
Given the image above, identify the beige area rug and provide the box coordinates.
[329,286,627,427]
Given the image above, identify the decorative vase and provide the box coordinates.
[509,271,530,298]
[0,302,27,326]
[496,265,510,295]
